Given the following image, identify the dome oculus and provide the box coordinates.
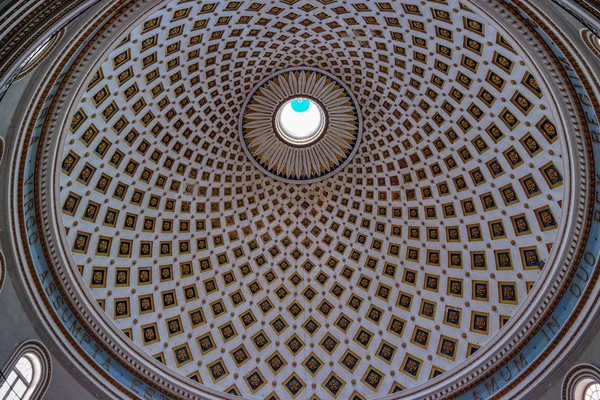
[240,68,362,183]
[276,98,325,145]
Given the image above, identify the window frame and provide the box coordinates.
[563,364,600,400]
[0,341,51,400]
[0,250,4,295]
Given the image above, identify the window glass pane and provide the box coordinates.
[5,372,17,383]
[15,357,32,383]
[6,378,26,399]
[21,38,52,67]
[0,371,18,399]
[0,381,11,399]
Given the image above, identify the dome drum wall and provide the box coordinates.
[3,0,600,398]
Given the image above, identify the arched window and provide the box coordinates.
[0,250,5,294]
[0,341,51,400]
[0,28,64,102]
[564,364,600,400]
[581,29,600,60]
[12,29,64,82]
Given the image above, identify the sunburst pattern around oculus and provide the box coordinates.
[240,68,362,183]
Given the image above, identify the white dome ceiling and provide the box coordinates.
[55,0,568,398]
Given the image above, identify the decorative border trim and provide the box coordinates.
[551,0,600,39]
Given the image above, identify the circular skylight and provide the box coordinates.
[276,97,325,145]
[241,68,361,182]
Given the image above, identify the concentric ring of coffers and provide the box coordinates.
[36,0,585,399]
